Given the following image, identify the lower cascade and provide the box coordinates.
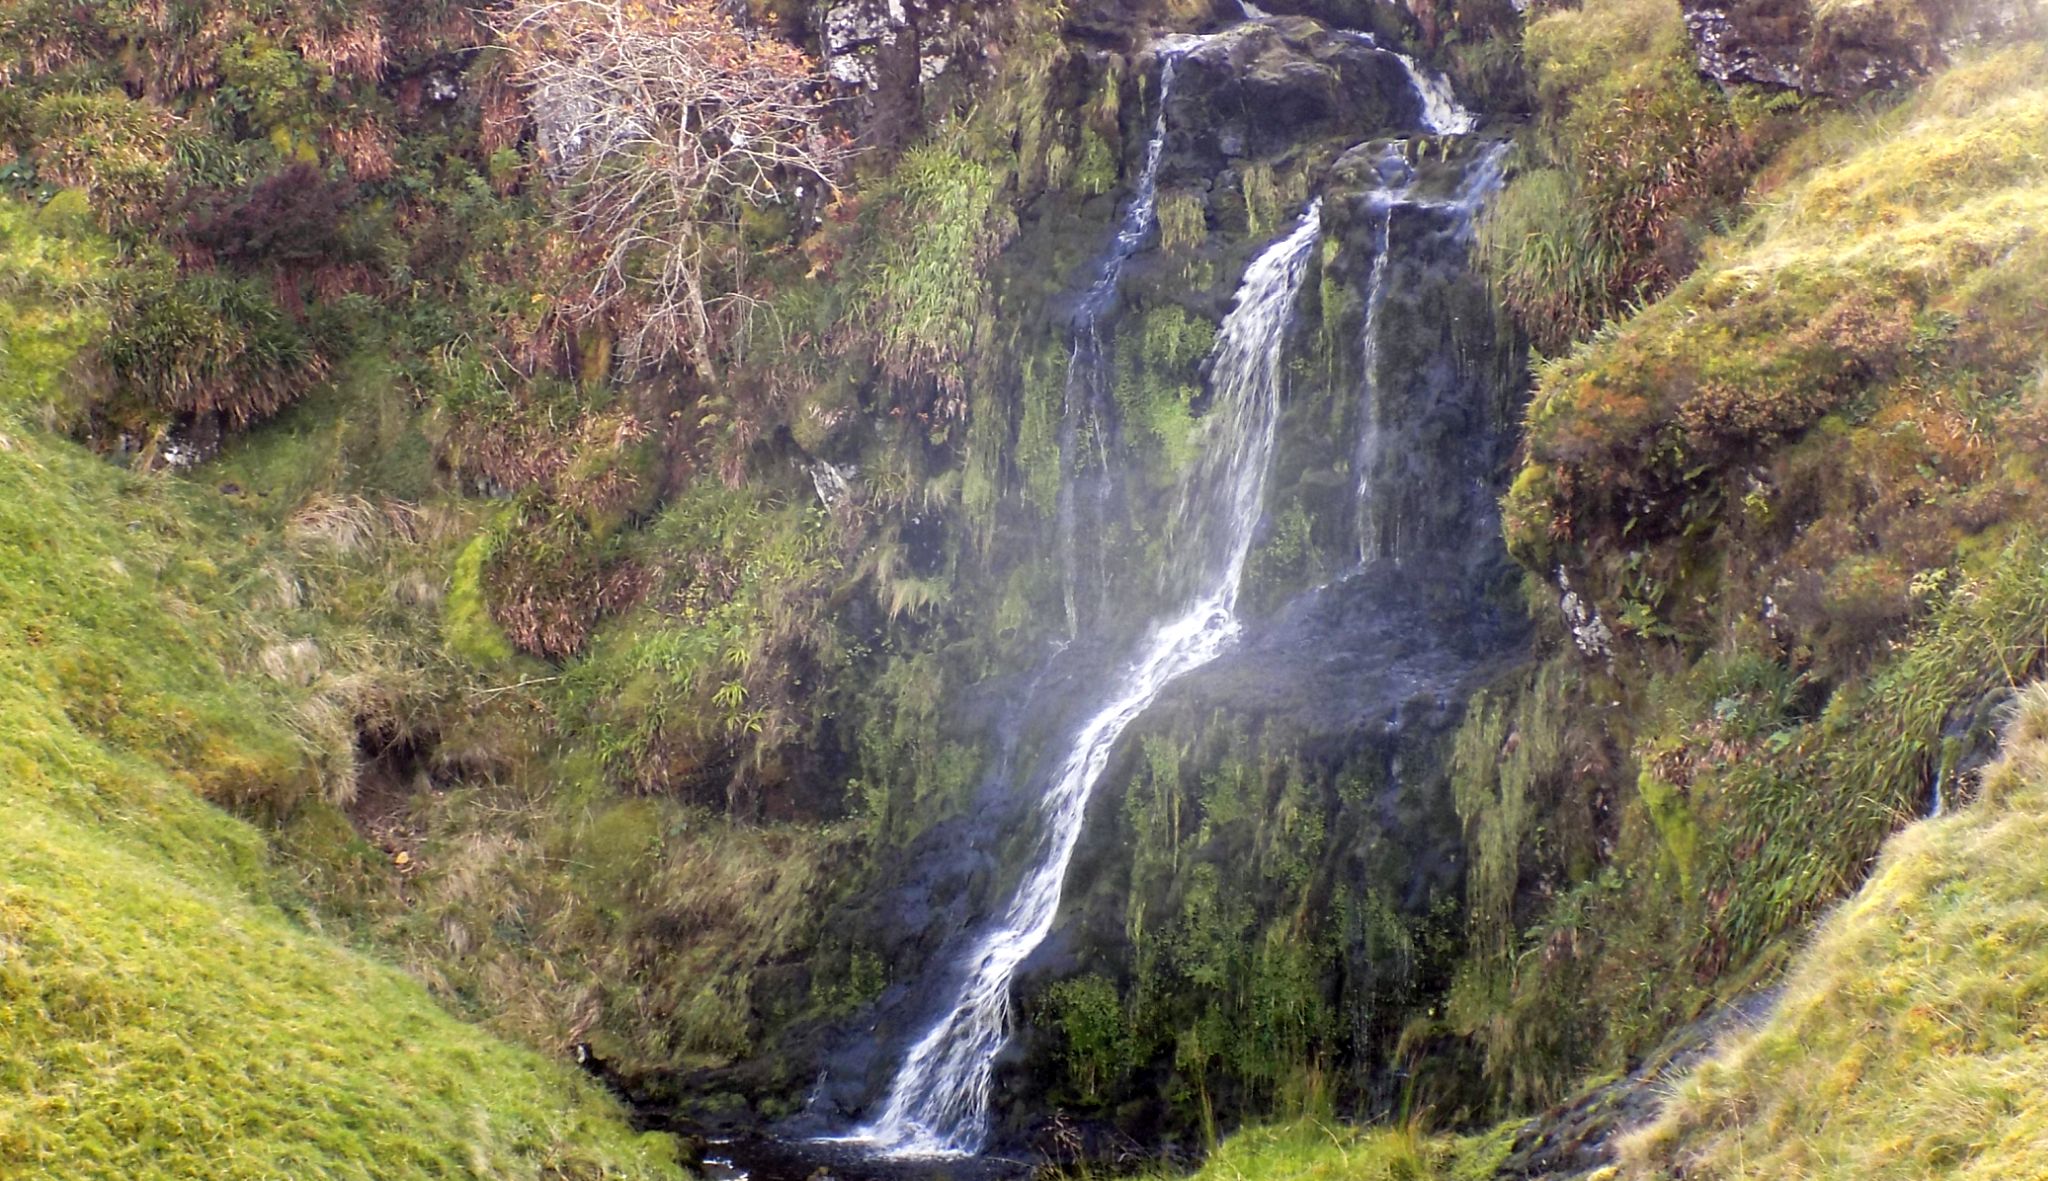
[839,202,1325,1159]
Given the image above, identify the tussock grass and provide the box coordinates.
[1626,681,2048,1179]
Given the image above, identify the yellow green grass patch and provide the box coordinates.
[1627,680,2048,1179]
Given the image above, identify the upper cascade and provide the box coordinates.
[1154,13,1476,181]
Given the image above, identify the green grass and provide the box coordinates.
[0,206,680,1177]
[0,799,680,1179]
[0,418,681,1179]
[1174,1118,1516,1181]
[1626,680,2048,1179]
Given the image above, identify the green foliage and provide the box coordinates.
[0,804,682,1181]
[1080,716,1463,1132]
[27,90,177,217]
[1042,975,1143,1102]
[852,648,984,838]
[0,404,676,1179]
[1112,303,1215,479]
[1468,51,2048,1103]
[0,200,109,429]
[560,477,841,796]
[1484,0,1795,352]
[217,33,326,137]
[445,524,517,667]
[101,265,324,431]
[853,145,1008,386]
[1509,43,2048,650]
[1628,680,2048,1180]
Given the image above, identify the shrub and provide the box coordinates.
[101,269,324,430]
[181,163,360,268]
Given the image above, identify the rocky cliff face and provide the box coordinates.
[1680,0,2046,97]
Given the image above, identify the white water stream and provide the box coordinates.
[1058,48,1204,638]
[842,202,1324,1159]
[1353,140,1506,562]
[837,17,1488,1159]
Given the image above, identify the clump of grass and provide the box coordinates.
[1483,0,1795,353]
[1625,679,2048,1179]
[1175,1117,1516,1181]
[850,144,1009,391]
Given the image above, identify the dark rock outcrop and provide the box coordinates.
[818,0,992,150]
[1681,0,2047,98]
[1157,17,1425,184]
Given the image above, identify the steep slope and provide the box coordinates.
[1445,31,2048,1107]
[1625,680,2048,1179]
[0,211,679,1180]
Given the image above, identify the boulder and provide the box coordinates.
[1155,16,1424,185]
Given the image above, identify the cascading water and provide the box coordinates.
[1057,50,1197,638]
[1350,146,1414,565]
[820,17,1502,1162]
[1351,139,1507,564]
[1335,31,1476,136]
[842,202,1325,1159]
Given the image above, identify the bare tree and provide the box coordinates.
[495,0,846,377]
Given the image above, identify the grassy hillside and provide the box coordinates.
[0,210,679,1179]
[1441,30,2048,1106]
[1625,681,2048,1179]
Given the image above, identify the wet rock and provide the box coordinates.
[1494,989,1782,1180]
[1157,17,1422,183]
[1680,0,2047,98]
[1240,0,1420,41]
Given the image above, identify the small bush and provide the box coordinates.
[101,268,324,429]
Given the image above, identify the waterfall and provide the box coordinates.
[1351,139,1507,563]
[1058,52,1195,638]
[842,202,1325,1160]
[1350,146,1414,565]
[1336,31,1477,136]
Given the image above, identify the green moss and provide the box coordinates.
[1016,333,1068,518]
[1635,765,1700,889]
[1074,126,1118,196]
[0,201,110,428]
[444,525,517,667]
[1041,974,1142,1103]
